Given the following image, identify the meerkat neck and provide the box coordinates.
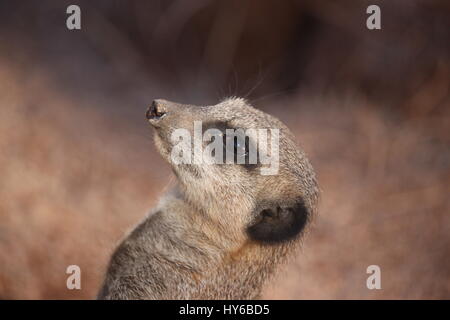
[154,188,293,297]
[161,185,245,251]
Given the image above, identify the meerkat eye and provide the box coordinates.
[218,128,258,168]
[233,139,248,156]
[222,134,249,163]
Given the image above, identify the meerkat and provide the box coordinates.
[97,98,319,299]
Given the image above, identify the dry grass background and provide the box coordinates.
[0,0,449,299]
[1,58,448,299]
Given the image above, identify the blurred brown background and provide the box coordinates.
[0,0,449,299]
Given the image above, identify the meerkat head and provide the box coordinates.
[146,97,318,245]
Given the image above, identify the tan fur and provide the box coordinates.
[98,98,319,299]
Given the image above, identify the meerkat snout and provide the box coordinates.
[146,99,168,122]
[98,97,319,300]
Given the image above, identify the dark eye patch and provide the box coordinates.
[202,121,229,133]
[223,134,258,169]
[201,121,259,169]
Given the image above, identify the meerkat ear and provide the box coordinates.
[247,201,309,243]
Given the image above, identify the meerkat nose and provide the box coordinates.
[146,100,167,121]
